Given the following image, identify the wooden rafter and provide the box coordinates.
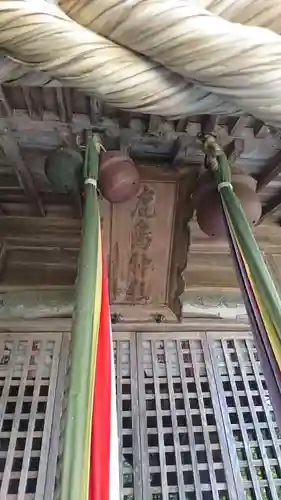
[227,116,249,136]
[88,97,102,125]
[148,115,164,134]
[201,115,218,135]
[224,138,244,165]
[256,151,281,193]
[0,124,45,216]
[253,120,270,139]
[22,88,44,120]
[259,192,281,223]
[22,88,37,120]
[0,86,44,215]
[176,117,189,133]
[0,241,7,276]
[0,87,12,118]
[1,85,281,224]
[171,135,195,165]
[55,88,68,123]
[55,88,73,124]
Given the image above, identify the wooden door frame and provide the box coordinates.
[0,317,251,335]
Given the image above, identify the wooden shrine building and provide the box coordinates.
[0,87,281,499]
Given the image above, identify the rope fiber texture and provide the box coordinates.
[1,0,281,123]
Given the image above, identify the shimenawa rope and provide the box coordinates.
[1,0,281,124]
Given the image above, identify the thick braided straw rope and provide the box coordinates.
[1,0,281,123]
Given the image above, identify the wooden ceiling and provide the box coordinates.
[0,85,281,322]
[0,86,281,220]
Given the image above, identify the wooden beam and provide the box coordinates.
[148,115,163,134]
[56,126,76,149]
[55,88,67,122]
[71,185,83,219]
[256,151,281,193]
[88,97,102,125]
[259,192,281,223]
[22,88,36,120]
[0,86,12,118]
[0,289,75,319]
[172,136,184,162]
[0,125,45,216]
[227,116,249,136]
[55,88,73,123]
[64,89,73,123]
[172,135,196,165]
[176,117,189,133]
[201,115,218,135]
[224,138,244,165]
[0,242,7,275]
[253,120,270,138]
[22,88,43,120]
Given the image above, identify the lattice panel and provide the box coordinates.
[210,337,281,500]
[0,334,62,499]
[136,336,236,500]
[114,336,141,500]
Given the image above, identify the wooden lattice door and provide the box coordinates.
[135,333,237,500]
[1,327,280,500]
[114,330,281,500]
[0,331,68,500]
[208,332,281,500]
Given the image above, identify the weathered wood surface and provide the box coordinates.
[0,289,74,319]
[0,332,64,500]
[183,219,281,297]
[0,168,193,321]
[0,288,249,323]
[0,85,281,222]
[0,85,281,322]
[0,212,280,321]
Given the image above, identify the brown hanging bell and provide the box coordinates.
[98,151,140,203]
[193,167,262,238]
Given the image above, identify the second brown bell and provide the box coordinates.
[193,167,262,238]
[99,151,140,203]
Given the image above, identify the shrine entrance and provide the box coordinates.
[115,329,281,500]
[0,323,280,500]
